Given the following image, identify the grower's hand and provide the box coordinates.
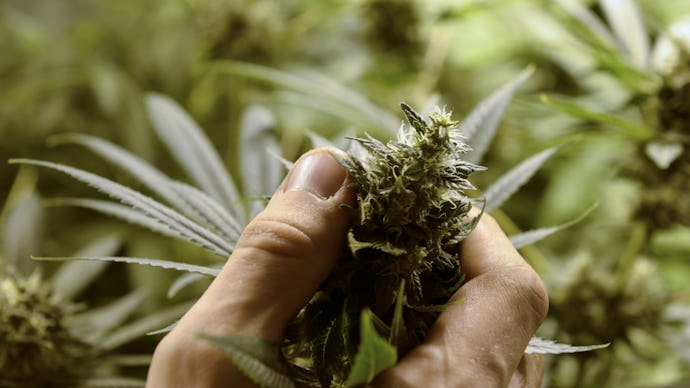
[146,148,548,388]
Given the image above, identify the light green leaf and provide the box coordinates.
[100,301,193,350]
[201,333,296,388]
[525,337,609,354]
[170,182,243,241]
[600,0,650,68]
[483,147,560,213]
[462,67,533,163]
[510,203,598,249]
[53,133,243,239]
[2,191,43,275]
[541,95,655,140]
[10,159,233,256]
[46,198,181,239]
[209,61,400,134]
[70,289,148,343]
[33,255,220,276]
[51,234,121,300]
[239,104,282,219]
[344,309,398,387]
[50,134,194,217]
[167,271,207,298]
[146,93,242,217]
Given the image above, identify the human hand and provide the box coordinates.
[146,148,548,387]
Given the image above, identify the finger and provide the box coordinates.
[509,354,544,388]
[148,148,354,387]
[375,214,548,387]
[185,147,355,340]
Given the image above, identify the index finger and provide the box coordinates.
[374,214,548,387]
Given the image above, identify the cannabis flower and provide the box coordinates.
[282,104,484,385]
[0,271,90,385]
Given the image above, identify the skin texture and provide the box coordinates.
[146,148,548,388]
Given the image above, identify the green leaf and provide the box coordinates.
[462,67,533,163]
[599,0,650,68]
[509,202,598,249]
[46,198,181,239]
[146,93,243,218]
[483,146,560,213]
[33,255,220,276]
[239,104,283,219]
[2,191,43,275]
[50,234,121,301]
[313,316,345,387]
[50,133,197,221]
[201,333,296,388]
[389,280,406,346]
[51,133,243,238]
[167,271,207,298]
[99,301,193,350]
[525,337,609,354]
[70,289,148,343]
[344,309,398,387]
[10,158,234,256]
[208,61,400,134]
[541,95,655,140]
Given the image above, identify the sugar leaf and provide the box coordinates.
[344,310,397,387]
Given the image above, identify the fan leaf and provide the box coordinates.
[510,203,598,249]
[10,158,233,256]
[33,255,220,276]
[483,147,559,213]
[462,67,533,163]
[146,93,242,217]
[201,333,296,388]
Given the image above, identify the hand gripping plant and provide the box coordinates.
[11,67,605,387]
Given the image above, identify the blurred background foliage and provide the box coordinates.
[2,0,690,386]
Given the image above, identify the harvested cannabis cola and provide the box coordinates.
[281,104,485,386]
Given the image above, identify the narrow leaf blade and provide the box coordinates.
[462,67,533,163]
[146,93,242,216]
[201,333,296,388]
[51,234,121,300]
[483,147,560,213]
[526,337,609,354]
[33,256,220,276]
[510,203,598,249]
[10,158,233,256]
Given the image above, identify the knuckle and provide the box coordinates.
[237,216,318,259]
[510,266,549,323]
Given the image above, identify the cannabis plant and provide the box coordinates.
[11,67,604,387]
[0,168,193,387]
[506,1,690,386]
[540,0,690,231]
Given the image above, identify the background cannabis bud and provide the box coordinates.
[284,104,484,385]
[0,271,90,385]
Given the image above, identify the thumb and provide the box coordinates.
[178,148,354,341]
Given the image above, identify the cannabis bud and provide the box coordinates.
[0,271,90,385]
[280,104,484,386]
